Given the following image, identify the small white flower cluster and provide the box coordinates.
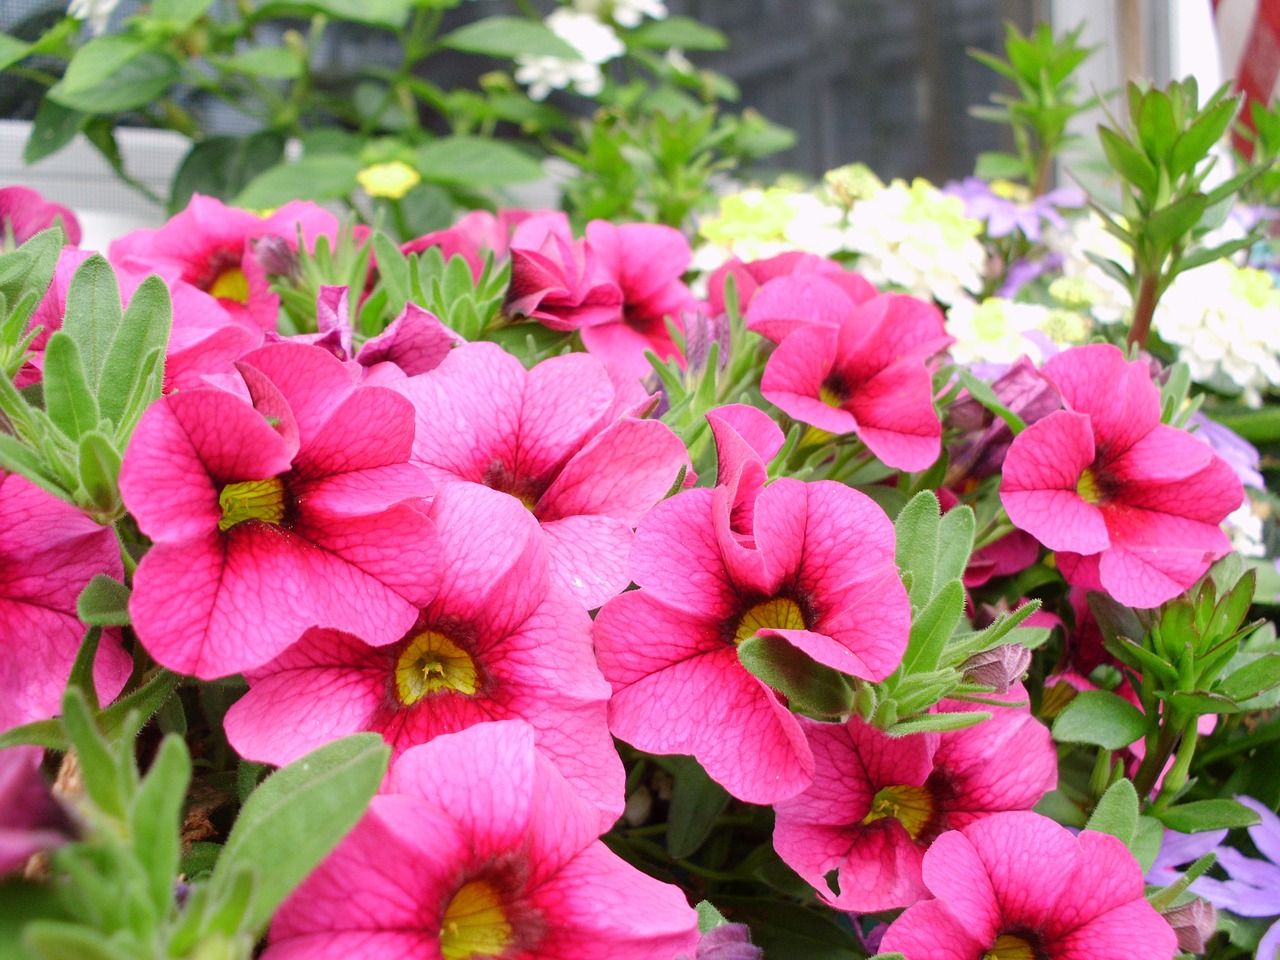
[1226,498,1267,559]
[574,0,669,28]
[1047,211,1132,325]
[843,178,986,306]
[515,8,626,101]
[1155,259,1280,407]
[945,296,1089,366]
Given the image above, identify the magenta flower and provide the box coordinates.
[0,473,130,734]
[0,186,81,248]
[120,342,439,679]
[111,195,338,331]
[0,746,74,877]
[760,292,953,471]
[503,212,623,331]
[264,721,699,960]
[706,252,873,322]
[879,811,1178,960]
[594,478,909,803]
[581,220,701,376]
[706,403,784,552]
[744,272,878,344]
[395,342,688,608]
[1001,344,1243,607]
[772,688,1057,913]
[224,483,623,825]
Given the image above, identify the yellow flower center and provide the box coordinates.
[358,161,422,200]
[440,880,512,960]
[861,784,934,840]
[984,933,1039,960]
[218,478,286,532]
[734,597,806,644]
[208,267,250,304]
[819,384,845,409]
[1076,468,1102,505]
[395,631,478,705]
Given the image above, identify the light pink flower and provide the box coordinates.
[1001,344,1243,607]
[0,473,130,733]
[581,220,701,376]
[395,342,688,608]
[772,688,1057,912]
[224,483,623,826]
[264,721,699,960]
[879,811,1178,960]
[594,477,909,803]
[504,212,622,331]
[760,292,952,471]
[120,342,439,679]
[0,186,81,248]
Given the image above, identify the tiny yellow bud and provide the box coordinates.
[357,161,422,200]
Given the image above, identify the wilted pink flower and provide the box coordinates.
[760,292,953,471]
[121,342,439,679]
[946,355,1062,485]
[225,483,623,825]
[264,721,699,960]
[1001,344,1243,607]
[0,186,81,248]
[111,195,338,331]
[879,811,1178,960]
[594,478,909,803]
[772,688,1056,912]
[0,473,130,734]
[396,342,687,608]
[504,212,622,331]
[0,746,74,876]
[581,220,701,376]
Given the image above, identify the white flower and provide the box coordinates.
[1226,498,1267,559]
[575,0,668,27]
[1049,210,1132,325]
[514,9,623,100]
[67,0,120,34]
[946,297,1053,365]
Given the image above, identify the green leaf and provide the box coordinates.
[1221,654,1280,702]
[628,16,728,50]
[21,922,136,960]
[937,506,976,585]
[1132,815,1165,873]
[78,574,130,631]
[895,490,943,610]
[170,133,287,213]
[415,136,544,187]
[1158,798,1262,833]
[42,332,99,441]
[695,901,729,935]
[213,46,302,79]
[1085,778,1139,846]
[130,735,190,916]
[76,431,122,516]
[955,367,1026,435]
[901,579,965,675]
[234,155,362,208]
[251,0,410,28]
[209,733,389,936]
[0,228,63,307]
[973,150,1026,180]
[62,254,122,388]
[1170,98,1238,179]
[1146,194,1209,249]
[1052,689,1148,750]
[737,634,854,718]
[0,881,67,960]
[49,36,180,114]
[662,756,731,859]
[1098,125,1158,196]
[0,33,28,72]
[97,669,181,741]
[148,0,214,30]
[59,687,128,819]
[99,274,171,425]
[887,710,989,736]
[65,625,103,711]
[25,98,85,166]
[1135,88,1177,161]
[440,17,580,59]
[712,897,860,959]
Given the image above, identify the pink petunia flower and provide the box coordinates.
[224,483,623,826]
[706,252,873,322]
[594,477,909,803]
[120,342,439,679]
[263,721,699,960]
[878,811,1178,960]
[503,212,623,332]
[0,473,130,734]
[772,687,1057,913]
[395,341,688,608]
[706,403,785,552]
[110,195,338,331]
[744,272,879,345]
[0,186,81,248]
[581,220,702,376]
[760,292,953,471]
[1001,344,1243,607]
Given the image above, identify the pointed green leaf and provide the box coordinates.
[415,136,544,187]
[662,756,731,859]
[1169,98,1239,179]
[1098,125,1158,196]
[894,490,942,610]
[440,17,580,59]
[902,579,965,675]
[1157,798,1262,833]
[77,574,131,627]
[62,255,122,387]
[130,735,190,916]
[887,710,990,736]
[1086,778,1139,846]
[42,332,99,441]
[77,431,122,517]
[695,901,729,935]
[209,733,389,936]
[234,155,361,209]
[99,274,171,425]
[59,687,129,819]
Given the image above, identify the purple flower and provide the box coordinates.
[1184,797,1280,960]
[676,923,763,960]
[0,746,75,877]
[944,178,1084,243]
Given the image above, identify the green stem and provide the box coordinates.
[1132,717,1180,802]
